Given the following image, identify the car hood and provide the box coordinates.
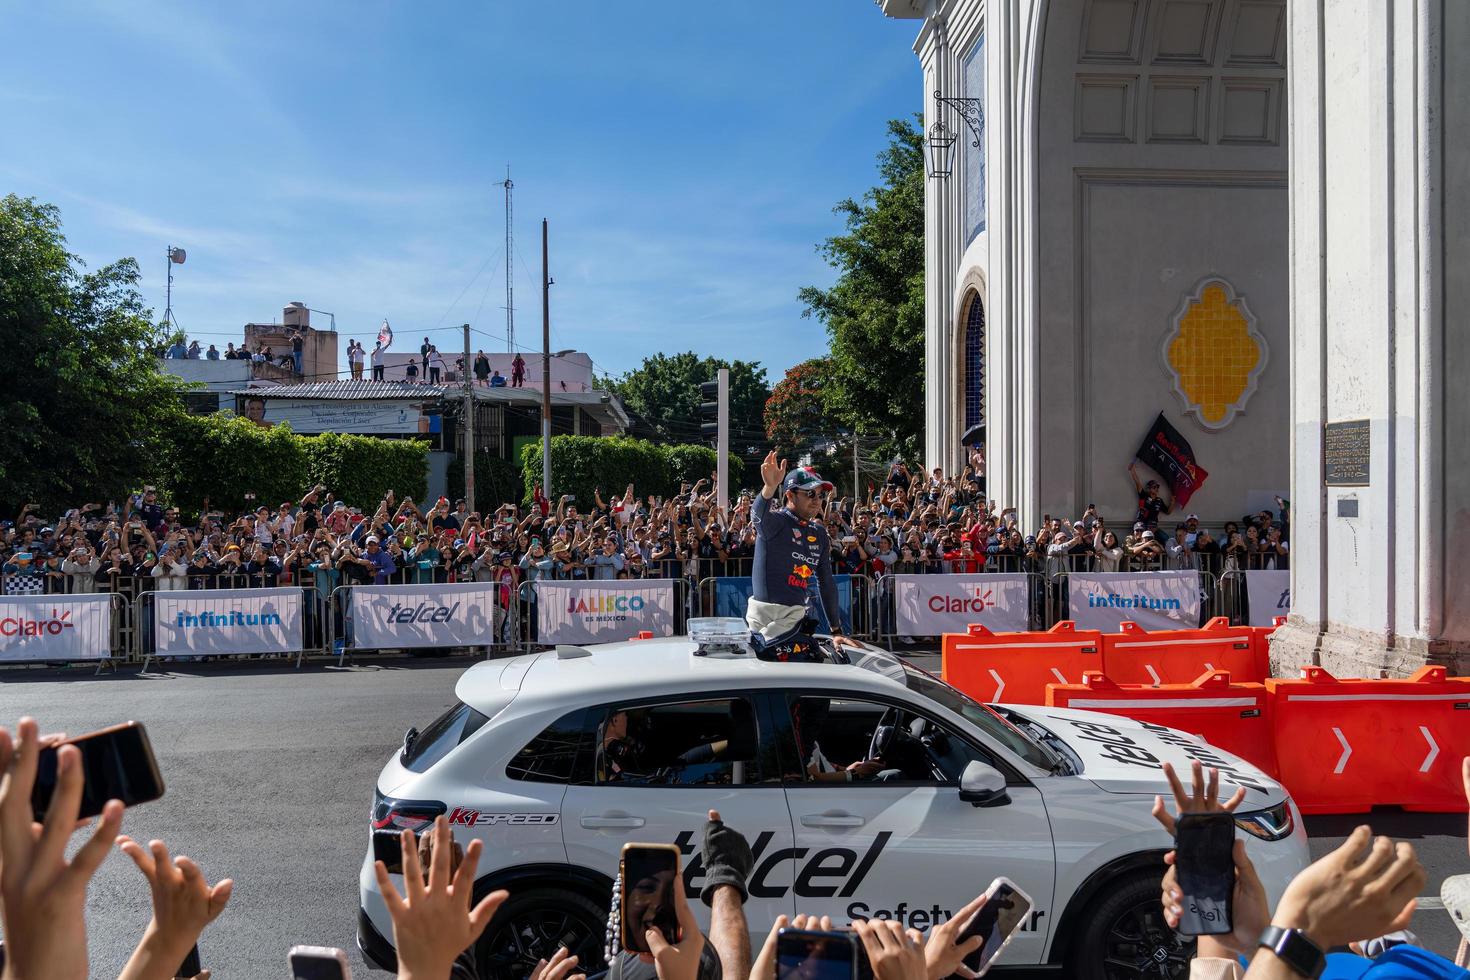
[1003,705,1286,810]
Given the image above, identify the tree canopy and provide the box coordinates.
[764,357,834,458]
[603,350,770,454]
[0,195,185,511]
[798,117,925,463]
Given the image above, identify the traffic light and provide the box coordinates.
[699,380,719,443]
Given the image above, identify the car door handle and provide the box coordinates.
[580,815,646,829]
[800,813,866,828]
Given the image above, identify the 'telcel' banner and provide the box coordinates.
[891,574,1029,635]
[1244,570,1291,627]
[151,588,303,656]
[348,582,500,649]
[1067,571,1201,631]
[534,579,676,645]
[0,593,112,662]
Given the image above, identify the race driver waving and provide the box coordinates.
[747,451,859,656]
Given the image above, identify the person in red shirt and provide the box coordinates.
[942,539,983,574]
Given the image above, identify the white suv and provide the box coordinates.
[359,635,1308,980]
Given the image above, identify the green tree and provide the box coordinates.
[0,195,185,510]
[604,351,770,453]
[798,117,925,462]
[764,357,835,457]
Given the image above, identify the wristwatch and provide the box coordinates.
[1258,925,1325,978]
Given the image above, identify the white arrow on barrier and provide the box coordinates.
[1145,664,1162,685]
[1204,662,1215,672]
[1332,727,1353,774]
[1419,726,1439,773]
[989,668,1005,703]
[1050,668,1068,685]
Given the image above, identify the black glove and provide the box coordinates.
[699,815,754,907]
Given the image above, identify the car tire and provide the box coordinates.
[1065,869,1195,980]
[472,886,609,980]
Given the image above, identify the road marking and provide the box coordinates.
[1419,726,1439,772]
[1332,727,1352,774]
[988,668,1005,703]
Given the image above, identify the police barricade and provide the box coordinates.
[874,573,1042,648]
[941,621,1105,705]
[1267,666,1470,814]
[1099,616,1265,686]
[333,581,515,666]
[1053,570,1217,632]
[522,579,684,648]
[0,592,127,672]
[697,575,874,640]
[1045,669,1279,779]
[137,585,323,673]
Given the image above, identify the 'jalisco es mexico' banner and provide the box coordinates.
[348,582,499,649]
[1068,571,1201,631]
[151,587,303,656]
[0,593,112,662]
[891,574,1029,635]
[534,579,676,645]
[1244,570,1291,627]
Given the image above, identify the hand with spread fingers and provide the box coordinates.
[854,919,928,980]
[115,836,233,980]
[1150,759,1248,837]
[373,815,508,980]
[1158,840,1270,959]
[529,945,585,980]
[924,892,986,979]
[1270,825,1425,950]
[642,873,705,980]
[0,717,126,980]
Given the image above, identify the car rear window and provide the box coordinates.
[402,701,490,773]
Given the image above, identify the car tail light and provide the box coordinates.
[371,794,446,832]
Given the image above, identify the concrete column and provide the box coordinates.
[921,22,961,473]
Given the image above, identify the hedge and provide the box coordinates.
[445,451,525,509]
[157,413,427,514]
[519,436,722,506]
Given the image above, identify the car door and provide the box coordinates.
[560,691,799,932]
[773,689,1057,967]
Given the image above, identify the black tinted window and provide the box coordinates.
[402,702,490,773]
[594,697,768,787]
[507,709,589,784]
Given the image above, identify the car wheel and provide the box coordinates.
[473,886,609,980]
[1066,869,1195,980]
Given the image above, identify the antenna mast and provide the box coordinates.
[501,166,514,353]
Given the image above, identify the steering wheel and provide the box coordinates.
[868,708,899,761]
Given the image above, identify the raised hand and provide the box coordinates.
[1271,825,1424,949]
[529,945,585,980]
[1158,840,1269,959]
[642,870,705,980]
[115,836,233,980]
[924,892,986,979]
[854,919,927,980]
[760,451,789,496]
[1149,760,1247,837]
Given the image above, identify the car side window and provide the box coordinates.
[507,708,591,784]
[785,693,991,785]
[593,696,768,787]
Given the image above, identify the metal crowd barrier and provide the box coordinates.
[1043,569,1224,628]
[868,572,1046,650]
[331,583,520,667]
[694,575,875,641]
[136,584,327,673]
[511,578,690,651]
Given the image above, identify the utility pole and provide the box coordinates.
[716,368,729,514]
[501,167,514,353]
[541,219,552,496]
[462,322,474,514]
[853,433,859,501]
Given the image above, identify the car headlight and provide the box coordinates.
[1235,800,1294,841]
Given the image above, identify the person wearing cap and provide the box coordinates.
[363,535,396,585]
[747,451,855,652]
[1129,461,1174,528]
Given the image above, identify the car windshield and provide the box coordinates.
[850,649,1059,771]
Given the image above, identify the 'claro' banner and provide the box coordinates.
[534,579,677,645]
[0,593,113,662]
[890,574,1030,635]
[348,582,500,649]
[1067,571,1201,630]
[151,588,303,656]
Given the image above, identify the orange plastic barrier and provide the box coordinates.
[1267,666,1470,814]
[1100,616,1265,686]
[1046,669,1278,779]
[942,621,1104,705]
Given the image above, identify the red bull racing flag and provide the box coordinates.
[1135,413,1208,507]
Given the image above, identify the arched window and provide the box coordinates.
[963,296,984,429]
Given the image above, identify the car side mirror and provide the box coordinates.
[958,760,1010,808]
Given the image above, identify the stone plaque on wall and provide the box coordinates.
[1324,419,1370,486]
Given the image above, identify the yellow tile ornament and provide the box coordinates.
[1160,277,1269,430]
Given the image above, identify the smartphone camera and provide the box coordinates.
[288,945,352,980]
[957,878,1034,976]
[1174,812,1235,936]
[777,929,868,980]
[620,843,680,954]
[30,722,165,822]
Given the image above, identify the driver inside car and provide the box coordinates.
[791,697,885,783]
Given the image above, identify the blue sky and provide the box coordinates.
[0,2,920,385]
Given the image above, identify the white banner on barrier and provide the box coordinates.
[349,582,500,649]
[0,593,112,662]
[534,579,676,645]
[891,574,1030,635]
[151,588,303,656]
[1245,570,1291,627]
[1068,571,1201,631]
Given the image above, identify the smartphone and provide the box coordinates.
[777,928,865,980]
[1174,812,1235,936]
[288,945,352,980]
[176,944,201,978]
[30,722,165,821]
[957,877,1034,975]
[620,843,680,953]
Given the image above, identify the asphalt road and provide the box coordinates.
[0,653,1465,979]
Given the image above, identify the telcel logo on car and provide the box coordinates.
[385,601,461,624]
